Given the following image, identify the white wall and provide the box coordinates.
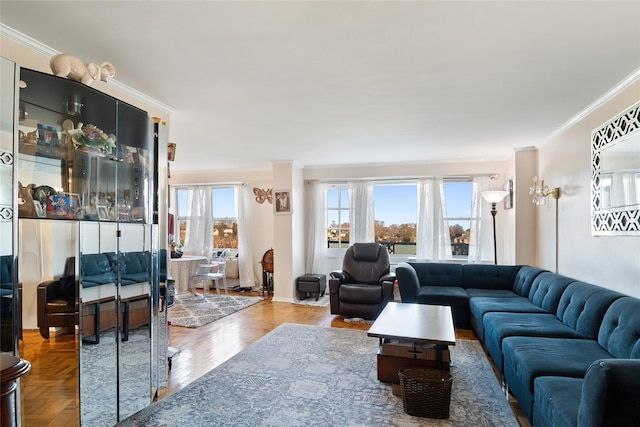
[537,81,640,297]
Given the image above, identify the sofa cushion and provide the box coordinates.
[512,266,547,297]
[484,312,584,373]
[81,253,115,281]
[502,337,613,420]
[596,297,640,358]
[466,288,517,298]
[408,262,462,288]
[503,337,613,393]
[533,376,581,427]
[555,282,624,340]
[339,283,382,305]
[415,286,468,306]
[416,286,470,328]
[527,272,575,312]
[58,275,76,297]
[462,264,521,290]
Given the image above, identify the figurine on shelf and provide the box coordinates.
[50,53,116,85]
[68,122,116,156]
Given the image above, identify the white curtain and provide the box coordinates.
[610,172,640,208]
[305,181,327,274]
[235,184,259,288]
[183,186,213,258]
[416,177,452,261]
[349,181,375,243]
[468,176,493,263]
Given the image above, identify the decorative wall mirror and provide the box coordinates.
[591,102,640,235]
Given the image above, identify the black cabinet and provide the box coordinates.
[18,68,151,224]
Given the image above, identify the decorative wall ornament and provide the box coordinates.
[591,102,640,235]
[253,187,273,204]
[50,53,116,85]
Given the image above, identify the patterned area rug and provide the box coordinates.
[170,293,263,328]
[119,324,519,426]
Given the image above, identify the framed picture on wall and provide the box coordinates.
[504,179,514,209]
[274,189,292,215]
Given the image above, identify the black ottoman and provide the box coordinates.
[296,274,327,301]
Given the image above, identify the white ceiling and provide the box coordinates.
[1,1,639,174]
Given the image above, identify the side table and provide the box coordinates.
[1,354,31,427]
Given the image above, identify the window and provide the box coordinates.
[326,186,350,248]
[442,180,473,257]
[175,187,238,249]
[374,183,417,255]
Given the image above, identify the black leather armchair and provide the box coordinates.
[329,243,396,320]
[37,257,78,339]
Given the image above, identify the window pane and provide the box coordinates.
[327,210,340,228]
[374,184,417,255]
[340,189,349,208]
[177,189,189,217]
[443,181,473,257]
[327,189,339,208]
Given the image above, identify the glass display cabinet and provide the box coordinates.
[15,67,163,425]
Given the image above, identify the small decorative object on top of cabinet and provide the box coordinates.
[49,53,116,85]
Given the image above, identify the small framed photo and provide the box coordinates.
[97,205,110,221]
[274,189,292,215]
[504,179,514,210]
[33,201,46,218]
[167,142,176,161]
[37,124,59,146]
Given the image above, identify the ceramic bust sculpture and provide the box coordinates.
[50,53,116,85]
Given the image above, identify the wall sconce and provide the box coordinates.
[480,190,509,265]
[529,176,560,208]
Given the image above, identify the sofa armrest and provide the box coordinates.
[578,359,640,427]
[395,262,419,302]
[330,270,346,282]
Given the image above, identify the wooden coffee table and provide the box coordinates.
[368,302,456,383]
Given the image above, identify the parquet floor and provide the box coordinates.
[18,290,529,427]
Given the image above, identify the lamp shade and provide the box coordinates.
[481,190,509,204]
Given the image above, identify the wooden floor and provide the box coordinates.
[18,290,528,426]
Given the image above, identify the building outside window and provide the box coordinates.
[374,183,417,255]
[176,187,238,249]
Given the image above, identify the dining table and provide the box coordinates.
[168,255,208,294]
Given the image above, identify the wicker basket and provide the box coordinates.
[398,367,453,418]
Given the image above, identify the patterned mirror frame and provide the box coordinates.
[591,102,640,235]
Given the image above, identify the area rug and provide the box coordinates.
[118,324,518,426]
[170,293,263,328]
[292,294,330,307]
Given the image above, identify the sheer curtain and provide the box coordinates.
[183,186,213,258]
[305,181,328,275]
[468,176,493,263]
[349,181,375,243]
[416,177,452,261]
[235,184,259,288]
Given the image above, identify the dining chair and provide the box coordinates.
[189,249,230,296]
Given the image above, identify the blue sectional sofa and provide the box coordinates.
[396,262,640,427]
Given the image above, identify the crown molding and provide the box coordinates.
[547,67,640,141]
[1,23,174,114]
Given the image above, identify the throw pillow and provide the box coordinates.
[59,275,75,298]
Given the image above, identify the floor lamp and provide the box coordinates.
[480,191,509,265]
